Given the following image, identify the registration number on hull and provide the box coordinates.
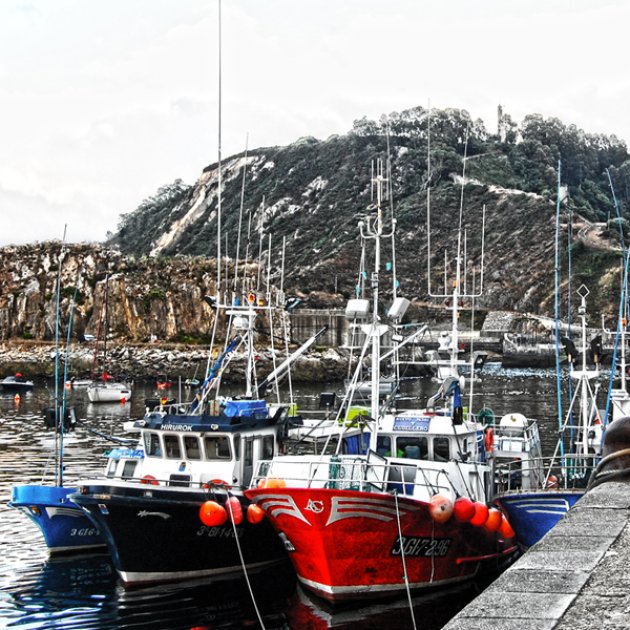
[391,536,451,557]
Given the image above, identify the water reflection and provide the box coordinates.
[287,582,485,630]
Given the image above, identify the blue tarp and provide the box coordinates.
[223,399,268,418]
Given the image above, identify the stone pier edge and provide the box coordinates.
[443,481,630,630]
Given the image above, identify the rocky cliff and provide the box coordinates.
[107,106,629,320]
[0,242,250,344]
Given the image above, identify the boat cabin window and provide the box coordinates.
[376,436,391,457]
[164,434,182,459]
[318,435,339,455]
[122,460,138,479]
[204,436,231,460]
[106,459,117,477]
[396,437,428,460]
[184,436,202,460]
[144,432,162,457]
[244,438,253,466]
[262,435,274,459]
[433,437,450,462]
[233,435,240,458]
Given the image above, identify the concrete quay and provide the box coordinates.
[444,481,630,630]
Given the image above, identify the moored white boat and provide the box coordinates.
[86,379,132,403]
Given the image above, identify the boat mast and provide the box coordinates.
[215,0,223,299]
[427,129,485,391]
[553,160,565,461]
[360,159,395,449]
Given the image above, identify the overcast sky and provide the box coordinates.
[1,0,628,246]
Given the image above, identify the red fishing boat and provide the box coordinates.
[246,160,518,602]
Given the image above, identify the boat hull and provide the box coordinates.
[9,485,106,553]
[72,483,288,587]
[246,487,518,603]
[0,381,34,393]
[86,384,131,403]
[494,490,584,548]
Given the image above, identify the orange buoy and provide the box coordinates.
[429,494,454,523]
[14,393,20,402]
[257,478,286,489]
[499,514,516,539]
[470,502,489,526]
[140,474,159,485]
[199,500,228,526]
[484,507,502,531]
[226,496,244,525]
[453,497,476,522]
[246,503,265,524]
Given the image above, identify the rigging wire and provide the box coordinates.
[394,492,417,630]
[54,225,67,486]
[553,160,565,464]
[233,134,249,293]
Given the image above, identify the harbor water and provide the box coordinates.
[0,365,562,629]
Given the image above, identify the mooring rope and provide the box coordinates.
[225,492,266,630]
[394,491,417,630]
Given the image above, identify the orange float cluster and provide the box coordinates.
[198,498,266,527]
[429,494,515,539]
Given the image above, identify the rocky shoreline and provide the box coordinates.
[0,340,349,384]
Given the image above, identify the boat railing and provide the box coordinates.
[494,453,598,494]
[252,456,455,499]
[492,424,541,455]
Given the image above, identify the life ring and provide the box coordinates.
[140,474,159,485]
[545,474,559,488]
[484,428,495,453]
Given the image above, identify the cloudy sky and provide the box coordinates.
[0,0,628,246]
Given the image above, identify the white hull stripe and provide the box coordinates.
[326,495,410,525]
[45,507,85,519]
[519,508,569,515]
[118,559,281,585]
[298,571,475,596]
[256,494,311,524]
[506,498,569,507]
[509,499,570,511]
[50,543,106,553]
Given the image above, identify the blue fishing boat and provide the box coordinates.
[9,249,107,554]
[10,482,104,553]
[494,286,604,547]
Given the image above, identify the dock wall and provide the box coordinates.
[443,482,630,629]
